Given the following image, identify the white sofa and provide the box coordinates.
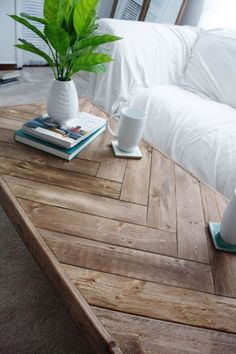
[86,19,236,199]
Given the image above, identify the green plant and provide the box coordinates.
[10,0,121,81]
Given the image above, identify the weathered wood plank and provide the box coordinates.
[215,193,228,218]
[97,149,127,183]
[42,229,213,292]
[175,166,209,263]
[201,184,236,298]
[200,184,220,223]
[0,141,99,176]
[15,195,176,256]
[64,264,236,334]
[0,157,121,199]
[30,102,47,115]
[79,97,88,111]
[2,103,40,114]
[0,129,14,143]
[147,148,176,232]
[0,181,122,354]
[120,141,151,205]
[94,307,236,354]
[81,98,107,119]
[7,176,147,226]
[0,108,36,121]
[97,118,127,182]
[0,117,22,131]
[78,129,110,163]
[2,99,236,353]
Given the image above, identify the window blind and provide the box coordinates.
[24,0,45,50]
[145,0,167,22]
[23,0,47,64]
[114,0,143,21]
[122,0,142,20]
[145,0,183,24]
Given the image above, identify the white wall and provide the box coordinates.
[181,0,236,28]
[0,1,17,64]
[199,0,236,29]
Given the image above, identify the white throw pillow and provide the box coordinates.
[180,28,236,109]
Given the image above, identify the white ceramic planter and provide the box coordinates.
[47,79,79,125]
[220,189,236,245]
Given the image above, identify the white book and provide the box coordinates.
[23,111,106,149]
[0,71,20,80]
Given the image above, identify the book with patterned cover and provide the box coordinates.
[23,111,106,149]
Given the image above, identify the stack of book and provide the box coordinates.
[0,71,20,87]
[15,112,106,160]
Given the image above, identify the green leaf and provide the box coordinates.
[58,0,71,24]
[61,47,93,65]
[44,0,60,22]
[79,9,97,38]
[64,0,75,25]
[78,35,122,50]
[62,1,77,41]
[16,39,54,66]
[60,47,97,65]
[44,22,70,55]
[9,15,48,44]
[10,0,122,81]
[73,0,98,38]
[44,0,68,24]
[72,53,112,74]
[75,53,112,66]
[61,34,121,66]
[20,12,47,25]
[79,64,107,73]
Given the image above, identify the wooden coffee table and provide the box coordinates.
[0,98,236,353]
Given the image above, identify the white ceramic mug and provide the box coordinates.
[107,107,146,152]
[220,189,236,245]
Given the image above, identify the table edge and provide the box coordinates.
[0,180,123,354]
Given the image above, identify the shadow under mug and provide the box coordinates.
[107,107,146,152]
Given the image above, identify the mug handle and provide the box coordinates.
[107,113,120,138]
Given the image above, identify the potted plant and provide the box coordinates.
[10,0,121,124]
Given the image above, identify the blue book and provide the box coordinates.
[14,126,106,161]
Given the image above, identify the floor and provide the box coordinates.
[0,67,91,353]
[0,67,89,107]
[0,205,90,354]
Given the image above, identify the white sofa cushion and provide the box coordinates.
[129,85,236,198]
[180,28,236,109]
[86,20,199,113]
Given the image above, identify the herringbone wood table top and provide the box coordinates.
[0,98,236,354]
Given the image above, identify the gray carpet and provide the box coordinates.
[0,67,93,353]
[0,67,89,107]
[0,204,91,354]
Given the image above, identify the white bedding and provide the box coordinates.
[129,85,236,198]
[180,28,236,110]
[83,20,236,198]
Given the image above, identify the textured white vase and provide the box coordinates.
[220,189,236,244]
[47,79,79,125]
